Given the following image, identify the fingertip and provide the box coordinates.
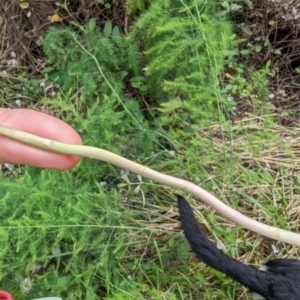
[0,108,83,169]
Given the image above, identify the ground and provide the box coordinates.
[0,1,299,299]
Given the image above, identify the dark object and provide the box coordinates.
[177,195,300,300]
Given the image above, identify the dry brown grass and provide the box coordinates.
[0,0,129,69]
[231,0,300,109]
[125,113,300,273]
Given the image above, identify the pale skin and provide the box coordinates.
[0,108,82,169]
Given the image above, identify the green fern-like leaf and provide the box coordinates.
[128,0,235,128]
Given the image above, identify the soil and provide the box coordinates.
[1,0,300,118]
[0,0,131,69]
[231,0,300,114]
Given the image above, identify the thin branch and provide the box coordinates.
[0,124,299,246]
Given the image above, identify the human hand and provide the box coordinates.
[0,108,82,170]
[0,290,14,300]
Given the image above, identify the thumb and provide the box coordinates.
[0,108,82,170]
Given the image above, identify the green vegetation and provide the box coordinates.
[128,0,234,129]
[0,0,299,299]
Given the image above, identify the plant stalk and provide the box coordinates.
[0,124,299,246]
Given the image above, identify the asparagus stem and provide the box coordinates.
[0,124,299,246]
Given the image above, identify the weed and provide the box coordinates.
[128,0,235,129]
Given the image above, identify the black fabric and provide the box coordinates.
[177,195,300,300]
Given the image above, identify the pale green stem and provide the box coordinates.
[0,124,299,246]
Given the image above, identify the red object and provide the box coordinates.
[0,291,14,300]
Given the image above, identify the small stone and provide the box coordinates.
[169,150,176,156]
[268,93,275,99]
[20,278,32,294]
[271,244,279,254]
[216,240,225,250]
[15,99,22,107]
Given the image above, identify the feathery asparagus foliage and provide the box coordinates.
[0,169,135,299]
[42,23,140,109]
[126,0,151,13]
[42,23,160,163]
[128,0,235,129]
